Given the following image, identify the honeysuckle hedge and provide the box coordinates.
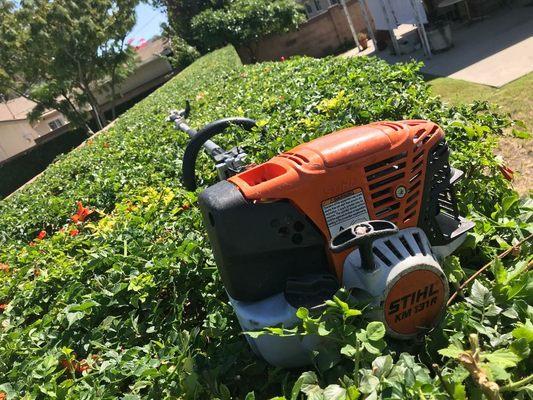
[0,46,531,399]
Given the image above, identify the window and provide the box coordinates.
[48,118,64,131]
[314,0,322,10]
[305,2,313,15]
[330,0,339,5]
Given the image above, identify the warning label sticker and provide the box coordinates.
[322,189,370,237]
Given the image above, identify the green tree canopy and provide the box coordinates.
[190,0,305,58]
[152,0,227,50]
[0,0,139,133]
[153,0,304,64]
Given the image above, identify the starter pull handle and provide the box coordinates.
[330,220,398,270]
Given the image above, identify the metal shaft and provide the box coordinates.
[177,121,223,157]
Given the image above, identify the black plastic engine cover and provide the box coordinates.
[418,139,474,246]
[198,180,329,302]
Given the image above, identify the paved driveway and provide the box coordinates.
[342,5,533,87]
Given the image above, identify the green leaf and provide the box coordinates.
[511,129,532,139]
[346,386,360,400]
[444,256,465,284]
[363,340,382,355]
[323,384,346,400]
[66,311,84,328]
[366,322,385,341]
[300,371,324,400]
[296,307,309,319]
[488,363,511,381]
[438,344,464,359]
[510,338,530,360]
[69,300,98,312]
[501,193,519,213]
[484,349,521,368]
[372,355,393,378]
[359,372,379,394]
[451,383,467,400]
[340,344,357,358]
[512,320,533,343]
[219,383,231,400]
[466,280,502,316]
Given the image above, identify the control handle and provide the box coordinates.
[330,220,398,270]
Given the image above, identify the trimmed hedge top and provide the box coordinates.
[0,46,531,399]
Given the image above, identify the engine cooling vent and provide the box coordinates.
[364,122,441,226]
[279,152,310,166]
[371,228,433,269]
[365,152,407,223]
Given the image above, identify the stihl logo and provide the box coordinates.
[387,284,439,322]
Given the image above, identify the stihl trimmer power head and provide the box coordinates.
[172,107,473,367]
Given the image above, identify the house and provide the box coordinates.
[96,37,174,116]
[0,37,175,165]
[0,98,69,164]
[300,0,340,19]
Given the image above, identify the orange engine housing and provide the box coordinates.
[228,120,445,278]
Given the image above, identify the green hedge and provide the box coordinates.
[0,46,531,399]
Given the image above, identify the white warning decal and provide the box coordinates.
[322,189,370,237]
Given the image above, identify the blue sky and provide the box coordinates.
[126,3,167,44]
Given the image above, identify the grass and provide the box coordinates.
[427,72,533,132]
[428,73,532,196]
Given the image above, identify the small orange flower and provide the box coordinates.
[60,357,92,373]
[72,202,94,223]
[0,391,6,400]
[34,267,41,277]
[69,229,80,237]
[0,264,9,273]
[0,303,8,313]
[76,359,91,373]
[37,230,46,240]
[499,164,514,181]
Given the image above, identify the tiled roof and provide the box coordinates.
[134,37,170,65]
[0,97,37,122]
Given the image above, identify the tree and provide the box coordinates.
[151,0,228,53]
[190,0,305,61]
[0,0,139,134]
[152,0,304,64]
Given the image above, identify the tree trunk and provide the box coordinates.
[83,86,106,131]
[61,93,94,136]
[110,66,117,121]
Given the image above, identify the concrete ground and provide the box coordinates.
[342,5,533,87]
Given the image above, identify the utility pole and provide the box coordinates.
[340,0,362,51]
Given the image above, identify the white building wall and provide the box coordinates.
[0,120,39,163]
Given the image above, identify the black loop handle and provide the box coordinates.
[182,118,258,191]
[330,220,398,270]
